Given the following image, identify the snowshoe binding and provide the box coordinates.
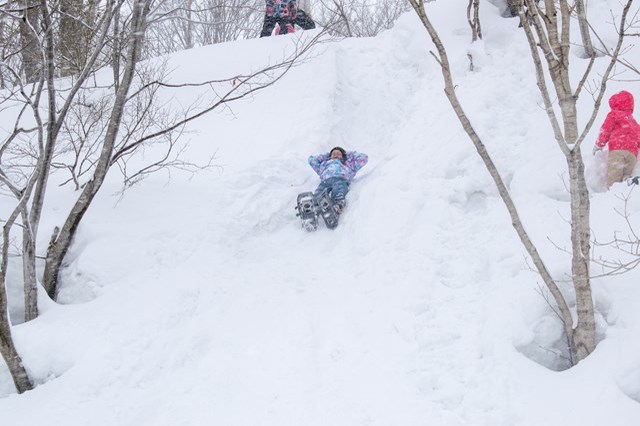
[316,190,340,230]
[295,192,318,231]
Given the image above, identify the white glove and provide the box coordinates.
[592,145,603,155]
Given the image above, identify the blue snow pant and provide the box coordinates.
[314,177,349,205]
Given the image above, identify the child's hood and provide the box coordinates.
[609,90,634,113]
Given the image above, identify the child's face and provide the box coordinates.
[330,150,343,160]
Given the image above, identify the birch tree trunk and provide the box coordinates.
[1,209,33,393]
[517,0,632,359]
[575,0,595,58]
[567,150,595,360]
[112,4,121,93]
[467,0,481,42]
[0,140,44,384]
[22,210,38,321]
[43,0,152,298]
[0,287,33,393]
[0,10,7,89]
[408,0,576,358]
[184,0,194,49]
[18,0,58,320]
[19,2,41,83]
[408,0,632,364]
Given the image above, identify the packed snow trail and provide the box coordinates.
[2,2,640,425]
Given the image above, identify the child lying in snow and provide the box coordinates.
[308,146,368,214]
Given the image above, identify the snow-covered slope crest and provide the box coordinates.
[2,1,640,425]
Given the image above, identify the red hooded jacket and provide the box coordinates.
[596,91,640,157]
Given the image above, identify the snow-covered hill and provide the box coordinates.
[2,1,640,425]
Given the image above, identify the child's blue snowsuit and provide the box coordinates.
[313,177,350,205]
[308,151,368,206]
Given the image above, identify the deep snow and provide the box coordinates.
[2,1,640,425]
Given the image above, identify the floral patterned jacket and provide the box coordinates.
[308,151,368,182]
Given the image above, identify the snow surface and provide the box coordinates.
[2,1,640,425]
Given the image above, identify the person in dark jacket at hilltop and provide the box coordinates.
[260,0,315,37]
[260,0,297,37]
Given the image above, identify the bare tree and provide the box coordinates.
[504,0,594,57]
[0,0,324,392]
[467,0,481,43]
[1,208,33,393]
[0,0,149,391]
[41,0,153,300]
[1,118,37,393]
[466,0,481,71]
[314,0,409,38]
[42,21,324,300]
[144,0,264,56]
[407,0,634,364]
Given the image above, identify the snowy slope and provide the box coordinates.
[2,1,640,425]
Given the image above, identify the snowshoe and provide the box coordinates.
[295,192,318,231]
[316,190,340,230]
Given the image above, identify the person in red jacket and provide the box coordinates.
[593,90,640,188]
